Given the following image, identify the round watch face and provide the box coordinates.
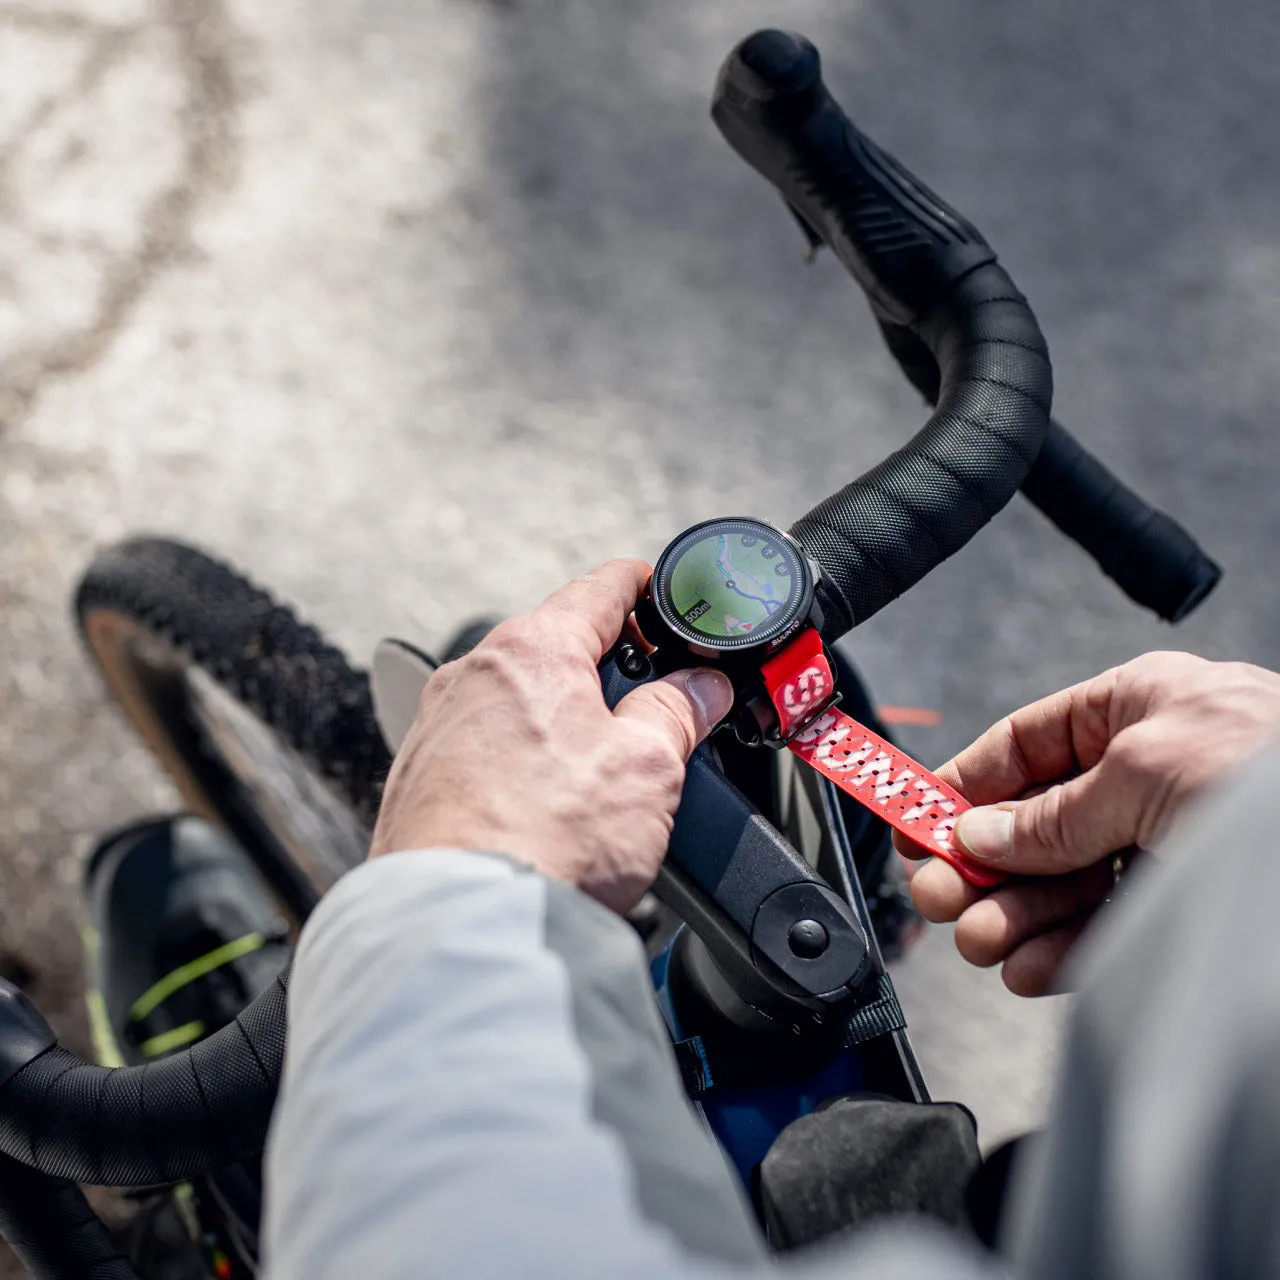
[652,517,812,653]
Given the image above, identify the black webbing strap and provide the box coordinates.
[841,973,907,1048]
[672,973,908,1099]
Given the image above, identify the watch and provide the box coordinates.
[636,515,823,670]
[636,515,1002,890]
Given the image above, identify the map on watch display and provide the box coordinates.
[668,529,801,639]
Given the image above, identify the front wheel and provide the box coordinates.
[75,538,391,921]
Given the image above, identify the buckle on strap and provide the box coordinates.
[780,689,843,744]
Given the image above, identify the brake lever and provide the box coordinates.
[599,653,873,1004]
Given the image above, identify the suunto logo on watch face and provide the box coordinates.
[681,599,712,625]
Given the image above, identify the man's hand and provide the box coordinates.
[369,559,734,913]
[896,652,1280,996]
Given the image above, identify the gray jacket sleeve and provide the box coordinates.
[1006,747,1280,1280]
[263,751,1280,1280]
[261,849,998,1279]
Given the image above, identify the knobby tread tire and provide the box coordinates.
[74,537,391,828]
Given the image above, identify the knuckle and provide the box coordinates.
[1108,725,1174,788]
[1103,726,1190,847]
[461,643,517,679]
[1122,651,1209,706]
[456,639,540,696]
[1002,955,1052,999]
[609,556,652,578]
[1080,669,1119,725]
[908,860,971,923]
[475,619,572,681]
[584,559,649,598]
[1126,649,1203,680]
[954,930,993,968]
[556,573,611,612]
[1210,662,1280,719]
[1022,788,1071,858]
[481,618,539,657]
[630,727,683,781]
[417,661,454,704]
[613,732,684,808]
[549,565,638,622]
[644,682,699,758]
[955,910,1010,968]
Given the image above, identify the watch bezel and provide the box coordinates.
[649,516,816,658]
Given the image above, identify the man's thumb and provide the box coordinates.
[614,669,734,760]
[954,765,1140,876]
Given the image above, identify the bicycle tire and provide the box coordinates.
[75,537,391,921]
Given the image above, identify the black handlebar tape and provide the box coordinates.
[1020,422,1222,622]
[0,973,286,1187]
[713,31,1052,638]
[876,317,1222,622]
[0,1153,137,1280]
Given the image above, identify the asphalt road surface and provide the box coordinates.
[1,0,1277,1266]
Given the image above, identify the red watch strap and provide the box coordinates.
[761,630,1004,889]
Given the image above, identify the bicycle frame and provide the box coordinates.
[642,648,929,1185]
[654,766,927,1181]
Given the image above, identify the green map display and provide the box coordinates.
[669,531,797,638]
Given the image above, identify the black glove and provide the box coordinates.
[754,1092,982,1249]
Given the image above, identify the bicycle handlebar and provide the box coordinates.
[713,30,1052,638]
[1020,422,1221,621]
[0,974,284,1187]
[0,1154,137,1279]
[875,317,1222,621]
